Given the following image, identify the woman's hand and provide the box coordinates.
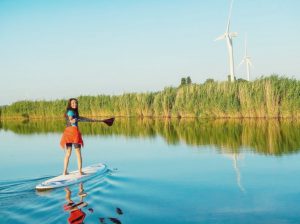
[70,118,77,124]
[69,116,77,124]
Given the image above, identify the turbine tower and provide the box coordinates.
[239,35,252,81]
[215,0,237,82]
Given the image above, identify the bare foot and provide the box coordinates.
[63,171,69,175]
[79,171,86,176]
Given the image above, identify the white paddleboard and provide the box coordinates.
[36,163,107,190]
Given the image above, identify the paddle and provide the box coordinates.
[92,117,115,126]
[79,117,115,126]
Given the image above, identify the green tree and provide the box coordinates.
[204,78,214,84]
[180,77,186,86]
[187,76,192,84]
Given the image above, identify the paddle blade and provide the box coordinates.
[103,117,115,126]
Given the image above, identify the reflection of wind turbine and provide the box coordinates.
[223,151,246,192]
[239,35,252,81]
[232,153,245,192]
[215,0,237,82]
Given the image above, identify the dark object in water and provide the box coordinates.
[99,217,106,223]
[109,217,122,224]
[116,207,123,215]
[88,208,94,213]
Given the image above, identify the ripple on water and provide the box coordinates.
[0,170,131,223]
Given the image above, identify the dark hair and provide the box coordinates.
[64,98,79,118]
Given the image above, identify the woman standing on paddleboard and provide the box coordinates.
[60,98,85,176]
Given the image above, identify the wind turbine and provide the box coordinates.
[239,35,252,81]
[215,0,238,82]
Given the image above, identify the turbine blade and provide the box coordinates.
[229,32,238,38]
[238,59,245,69]
[226,20,231,33]
[214,33,226,41]
[226,0,234,32]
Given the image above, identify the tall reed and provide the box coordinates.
[1,75,299,119]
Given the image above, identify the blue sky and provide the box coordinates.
[0,0,299,105]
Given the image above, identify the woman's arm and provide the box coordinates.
[67,110,78,124]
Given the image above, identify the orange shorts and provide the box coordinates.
[60,126,84,149]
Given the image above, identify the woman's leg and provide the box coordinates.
[65,187,72,202]
[75,147,83,175]
[78,183,87,198]
[63,147,72,175]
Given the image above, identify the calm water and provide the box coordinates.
[1,119,300,224]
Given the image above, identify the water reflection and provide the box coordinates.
[64,183,87,224]
[1,118,300,155]
[223,152,245,192]
[62,183,124,224]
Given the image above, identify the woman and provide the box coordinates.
[60,98,90,176]
[60,98,114,176]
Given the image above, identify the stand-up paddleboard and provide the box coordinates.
[36,163,107,190]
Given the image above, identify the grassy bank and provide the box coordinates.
[1,75,299,119]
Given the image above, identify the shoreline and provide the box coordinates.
[1,115,299,121]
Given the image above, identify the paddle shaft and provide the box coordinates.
[79,117,115,126]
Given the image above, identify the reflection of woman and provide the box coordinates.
[64,183,87,224]
[60,98,94,175]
